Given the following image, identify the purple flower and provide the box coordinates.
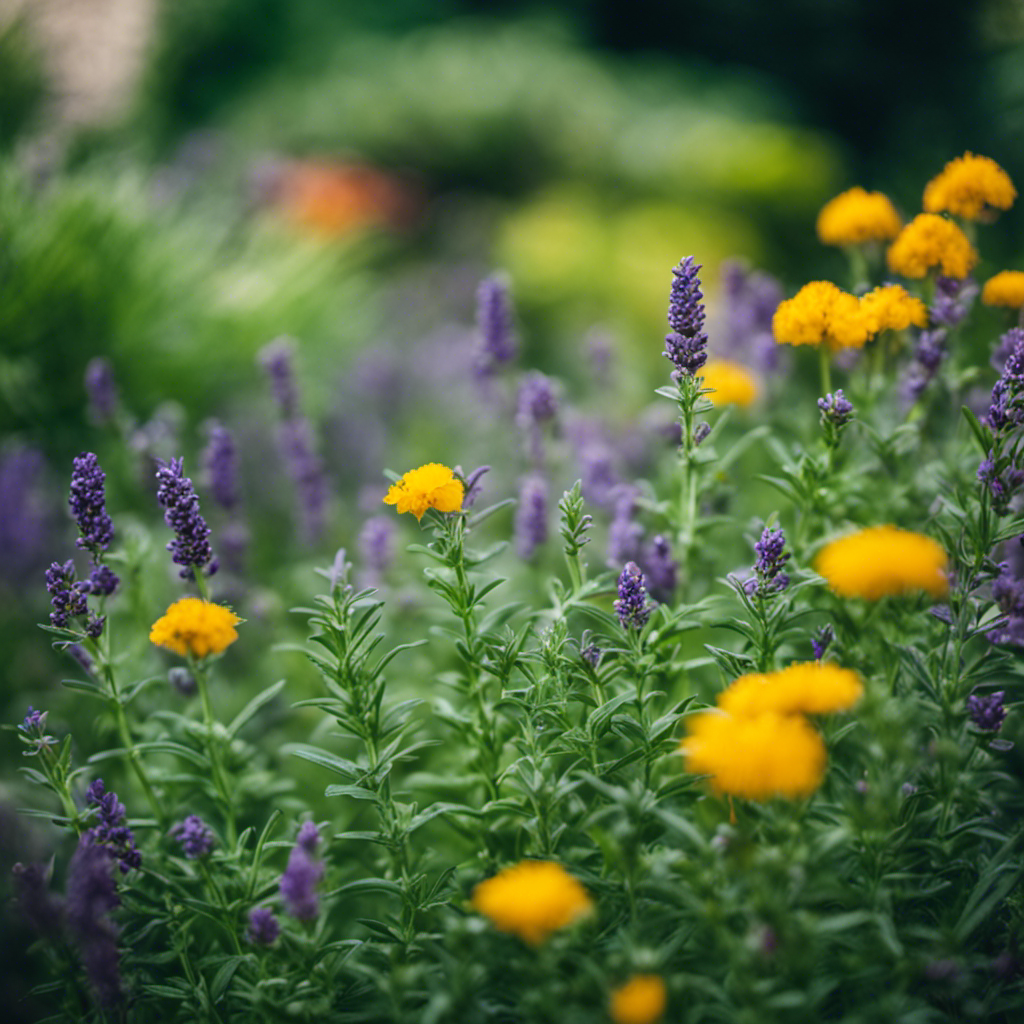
[170,815,215,859]
[246,906,281,946]
[69,453,114,556]
[45,560,89,628]
[992,327,1024,374]
[664,256,708,379]
[811,625,834,661]
[66,839,122,1006]
[86,780,141,873]
[280,828,325,920]
[155,458,216,579]
[12,862,64,939]
[990,567,1024,645]
[168,666,197,696]
[693,422,711,447]
[69,643,95,674]
[0,444,51,585]
[202,421,240,512]
[515,474,548,560]
[987,330,1024,431]
[931,276,978,330]
[580,640,602,667]
[967,691,1007,732]
[818,390,854,430]
[457,465,491,509]
[21,706,47,732]
[719,259,785,372]
[276,418,328,545]
[643,535,677,604]
[614,561,653,631]
[296,821,321,853]
[901,330,949,407]
[259,337,300,419]
[606,485,644,568]
[358,515,394,584]
[516,372,559,463]
[750,525,791,595]
[88,564,119,597]
[84,358,119,425]
[474,274,518,376]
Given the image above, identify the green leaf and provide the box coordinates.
[227,679,286,738]
[134,741,210,768]
[325,784,379,801]
[210,957,247,1002]
[961,404,993,456]
[288,746,363,780]
[330,877,405,899]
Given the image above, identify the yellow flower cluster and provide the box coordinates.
[982,270,1024,309]
[701,359,760,407]
[816,187,903,247]
[149,598,242,659]
[718,662,864,718]
[886,213,976,279]
[923,152,1016,221]
[610,975,667,1024]
[815,525,949,600]
[859,284,929,335]
[471,860,593,945]
[771,281,869,351]
[382,462,465,520]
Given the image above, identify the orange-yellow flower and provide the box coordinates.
[923,152,1016,221]
[149,598,242,659]
[701,360,760,407]
[772,281,870,351]
[382,463,464,520]
[982,270,1024,309]
[886,214,977,280]
[860,284,929,335]
[816,187,903,246]
[610,975,667,1024]
[815,525,949,600]
[683,710,826,799]
[719,663,863,718]
[471,860,593,945]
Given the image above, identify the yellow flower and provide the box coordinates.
[149,598,242,659]
[701,359,760,407]
[923,152,1016,221]
[471,860,593,945]
[683,710,826,799]
[815,525,949,600]
[982,270,1024,309]
[771,281,870,351]
[382,462,465,520]
[859,284,929,335]
[610,975,667,1024]
[816,187,903,246]
[886,214,977,280]
[719,663,863,718]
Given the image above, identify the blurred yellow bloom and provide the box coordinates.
[471,860,593,945]
[923,152,1016,221]
[719,663,863,718]
[815,525,949,600]
[382,463,464,520]
[860,284,929,335]
[982,270,1024,309]
[886,214,976,280]
[772,281,869,351]
[701,359,760,407]
[150,598,242,659]
[683,710,826,799]
[610,975,667,1024]
[816,187,902,246]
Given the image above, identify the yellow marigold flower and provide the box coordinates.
[149,598,242,659]
[923,152,1016,221]
[886,214,976,280]
[816,187,903,246]
[982,270,1024,309]
[719,664,863,718]
[610,975,667,1024]
[771,281,870,351]
[382,462,464,521]
[815,525,949,600]
[471,860,593,945]
[860,284,928,335]
[683,711,826,799]
[701,359,760,407]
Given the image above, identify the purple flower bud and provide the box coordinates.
[750,525,791,596]
[296,821,321,853]
[168,666,197,696]
[664,256,708,379]
[69,453,114,555]
[931,276,978,329]
[155,458,215,579]
[966,691,1007,732]
[811,625,834,661]
[202,421,240,512]
[474,274,518,376]
[45,560,89,628]
[457,465,490,509]
[817,390,854,429]
[86,781,140,873]
[84,358,119,425]
[170,815,216,859]
[515,473,548,560]
[246,906,281,945]
[693,422,711,447]
[21,706,47,733]
[89,564,119,597]
[614,561,653,631]
[580,641,602,667]
[280,830,324,920]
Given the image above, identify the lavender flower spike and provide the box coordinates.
[259,337,299,418]
[280,826,325,920]
[515,473,548,560]
[84,358,119,426]
[66,839,122,1006]
[86,780,141,873]
[643,534,677,603]
[202,421,240,512]
[155,457,216,579]
[750,525,791,596]
[358,515,394,585]
[812,624,834,661]
[45,560,89,628]
[247,906,281,946]
[170,815,215,859]
[614,561,653,631]
[664,256,708,379]
[966,691,1007,732]
[474,274,518,376]
[70,453,115,555]
[818,391,854,429]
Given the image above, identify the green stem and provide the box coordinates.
[192,659,237,846]
[194,569,211,603]
[819,345,832,397]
